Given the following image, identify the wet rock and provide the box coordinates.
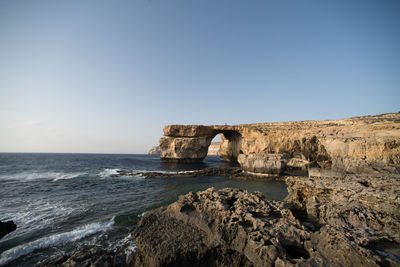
[40,246,128,267]
[111,167,289,181]
[0,220,16,239]
[112,167,243,179]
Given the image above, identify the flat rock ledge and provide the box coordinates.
[112,167,286,180]
[131,174,400,267]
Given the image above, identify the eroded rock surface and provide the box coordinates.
[286,174,400,248]
[131,182,400,267]
[238,154,288,174]
[159,113,400,175]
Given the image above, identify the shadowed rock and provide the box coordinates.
[0,220,16,239]
[130,184,399,267]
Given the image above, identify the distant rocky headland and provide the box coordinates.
[148,145,161,155]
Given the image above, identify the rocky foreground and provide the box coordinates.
[131,173,400,267]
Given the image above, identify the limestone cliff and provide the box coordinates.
[159,113,400,174]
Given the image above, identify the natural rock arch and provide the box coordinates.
[159,125,243,163]
[158,113,400,175]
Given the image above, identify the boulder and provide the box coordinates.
[0,220,16,239]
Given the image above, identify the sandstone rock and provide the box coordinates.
[163,125,216,137]
[131,187,395,267]
[0,220,16,239]
[238,153,288,174]
[148,145,161,155]
[159,136,213,162]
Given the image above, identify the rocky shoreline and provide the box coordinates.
[40,168,400,267]
[131,171,400,267]
[111,167,289,180]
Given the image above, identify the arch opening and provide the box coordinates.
[206,130,242,164]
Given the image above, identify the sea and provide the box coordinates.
[0,153,288,266]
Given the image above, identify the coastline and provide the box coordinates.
[4,113,400,266]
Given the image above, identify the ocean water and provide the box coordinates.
[0,153,288,266]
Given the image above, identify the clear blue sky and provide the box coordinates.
[0,0,399,153]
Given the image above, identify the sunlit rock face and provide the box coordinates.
[159,113,400,174]
[207,142,220,155]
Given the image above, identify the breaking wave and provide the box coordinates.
[98,168,196,178]
[0,218,115,266]
[0,171,86,182]
[98,168,120,178]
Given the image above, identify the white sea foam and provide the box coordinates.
[119,234,137,262]
[0,171,86,181]
[51,172,87,181]
[137,211,147,217]
[99,168,120,178]
[1,200,78,239]
[98,168,198,179]
[0,219,115,266]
